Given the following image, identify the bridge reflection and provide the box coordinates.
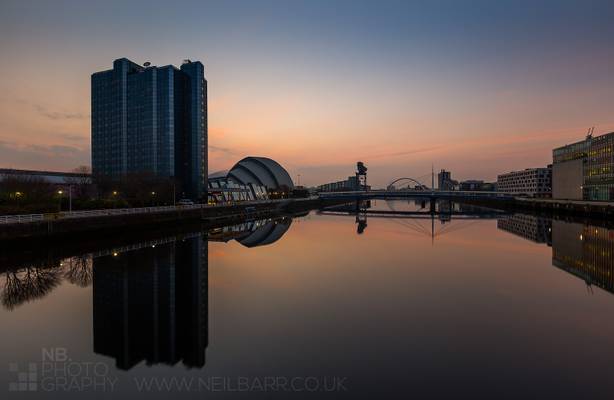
[2,210,614,372]
[321,199,509,236]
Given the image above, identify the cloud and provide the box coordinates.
[369,145,445,159]
[26,143,82,156]
[209,145,240,156]
[59,133,89,143]
[0,140,89,171]
[11,99,88,121]
[32,104,88,120]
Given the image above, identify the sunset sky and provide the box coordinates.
[1,0,613,187]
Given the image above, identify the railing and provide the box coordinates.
[0,214,44,224]
[0,198,289,225]
[58,204,205,219]
[0,204,206,225]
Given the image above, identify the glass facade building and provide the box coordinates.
[91,58,207,199]
[552,131,614,201]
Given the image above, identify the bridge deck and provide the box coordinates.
[318,190,515,200]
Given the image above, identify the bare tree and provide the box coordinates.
[64,165,93,199]
[63,255,93,287]
[1,264,62,310]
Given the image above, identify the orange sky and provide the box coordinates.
[1,1,613,187]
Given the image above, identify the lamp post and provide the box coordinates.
[57,189,63,212]
[15,191,23,209]
[68,185,72,213]
[57,186,72,212]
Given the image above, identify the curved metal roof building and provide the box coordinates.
[226,157,294,189]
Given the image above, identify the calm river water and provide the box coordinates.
[1,201,614,399]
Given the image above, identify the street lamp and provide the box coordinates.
[57,187,73,212]
[57,190,63,212]
[14,191,23,208]
[110,190,119,208]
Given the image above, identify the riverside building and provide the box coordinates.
[91,58,207,200]
[497,167,552,197]
[552,131,614,201]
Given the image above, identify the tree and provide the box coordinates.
[64,165,93,199]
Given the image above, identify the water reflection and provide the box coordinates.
[93,235,208,370]
[2,209,614,391]
[208,217,292,247]
[497,214,614,295]
[0,216,298,374]
[322,201,614,298]
[2,263,62,310]
[497,214,552,244]
[551,220,614,294]
[323,199,510,238]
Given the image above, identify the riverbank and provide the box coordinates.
[459,196,614,220]
[0,197,348,242]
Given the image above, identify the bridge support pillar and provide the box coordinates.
[429,197,436,213]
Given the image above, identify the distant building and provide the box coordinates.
[317,176,368,192]
[91,58,207,200]
[458,180,490,191]
[552,131,614,201]
[0,168,91,185]
[481,182,497,191]
[497,167,552,197]
[437,169,456,190]
[208,156,294,203]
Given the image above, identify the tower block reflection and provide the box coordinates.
[93,235,208,370]
[552,221,614,294]
[497,215,614,295]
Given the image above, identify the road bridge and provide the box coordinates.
[318,190,513,213]
[319,190,513,201]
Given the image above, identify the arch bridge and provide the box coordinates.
[386,177,430,191]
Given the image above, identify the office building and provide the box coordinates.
[497,167,552,197]
[91,58,207,199]
[317,176,368,192]
[552,131,614,201]
[459,180,482,191]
